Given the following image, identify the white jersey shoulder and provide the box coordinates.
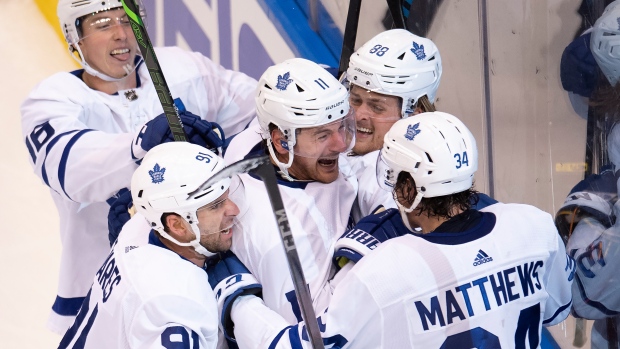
[59,243,218,349]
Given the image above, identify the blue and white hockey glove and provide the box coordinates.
[107,188,134,246]
[555,167,618,243]
[131,99,225,161]
[334,208,407,267]
[560,32,598,98]
[207,252,262,341]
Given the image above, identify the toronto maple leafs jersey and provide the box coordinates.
[20,46,257,334]
[230,203,574,349]
[58,232,219,349]
[225,125,390,325]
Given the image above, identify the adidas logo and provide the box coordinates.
[473,249,493,266]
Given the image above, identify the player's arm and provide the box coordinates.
[21,81,138,203]
[542,221,576,326]
[569,213,620,319]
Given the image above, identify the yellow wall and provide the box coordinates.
[34,0,64,44]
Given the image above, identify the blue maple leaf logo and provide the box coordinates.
[276,72,293,91]
[149,163,166,184]
[404,123,421,140]
[411,41,426,60]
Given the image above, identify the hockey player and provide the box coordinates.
[344,28,495,222]
[209,112,574,348]
[221,57,393,326]
[22,0,256,333]
[58,142,242,349]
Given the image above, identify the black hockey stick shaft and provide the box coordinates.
[337,0,362,78]
[252,162,325,349]
[386,0,406,29]
[121,0,187,142]
[188,156,325,348]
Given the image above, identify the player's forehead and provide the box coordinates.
[300,118,342,135]
[350,84,399,105]
[81,7,126,24]
[197,190,229,212]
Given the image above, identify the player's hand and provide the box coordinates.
[555,167,618,243]
[206,252,262,341]
[107,188,134,246]
[334,208,407,267]
[131,98,225,161]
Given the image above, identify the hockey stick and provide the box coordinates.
[337,0,362,78]
[121,0,187,142]
[189,156,325,349]
[385,0,407,29]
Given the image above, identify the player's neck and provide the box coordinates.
[158,236,207,267]
[83,70,137,95]
[409,207,465,234]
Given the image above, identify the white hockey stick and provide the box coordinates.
[189,156,325,349]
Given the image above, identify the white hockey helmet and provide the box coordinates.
[377,111,477,214]
[131,142,231,257]
[57,0,146,81]
[346,29,442,117]
[256,57,355,178]
[591,0,620,86]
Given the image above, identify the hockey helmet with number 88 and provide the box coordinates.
[346,29,442,118]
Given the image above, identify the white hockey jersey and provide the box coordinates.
[225,125,391,325]
[230,203,574,349]
[58,231,219,349]
[20,46,257,333]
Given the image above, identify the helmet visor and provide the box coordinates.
[291,110,356,159]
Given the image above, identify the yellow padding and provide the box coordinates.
[34,0,64,46]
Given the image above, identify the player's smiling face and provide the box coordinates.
[287,118,352,183]
[196,191,240,253]
[349,84,402,155]
[77,8,138,79]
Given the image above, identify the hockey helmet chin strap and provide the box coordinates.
[266,139,298,182]
[395,187,425,232]
[157,218,216,258]
[71,44,143,82]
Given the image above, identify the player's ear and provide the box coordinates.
[271,129,290,155]
[164,214,191,241]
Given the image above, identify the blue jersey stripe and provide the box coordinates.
[58,129,94,201]
[573,273,620,317]
[41,129,79,188]
[542,300,572,325]
[52,294,86,316]
[268,325,295,349]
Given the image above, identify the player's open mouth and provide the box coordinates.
[357,127,372,135]
[318,158,337,167]
[111,48,131,60]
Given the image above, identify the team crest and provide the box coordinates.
[149,163,166,184]
[405,123,421,141]
[276,72,293,91]
[411,41,426,60]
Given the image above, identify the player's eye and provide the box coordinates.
[349,96,362,106]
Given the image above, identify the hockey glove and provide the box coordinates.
[107,188,135,246]
[207,252,262,341]
[555,167,618,243]
[334,208,407,267]
[131,98,225,161]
